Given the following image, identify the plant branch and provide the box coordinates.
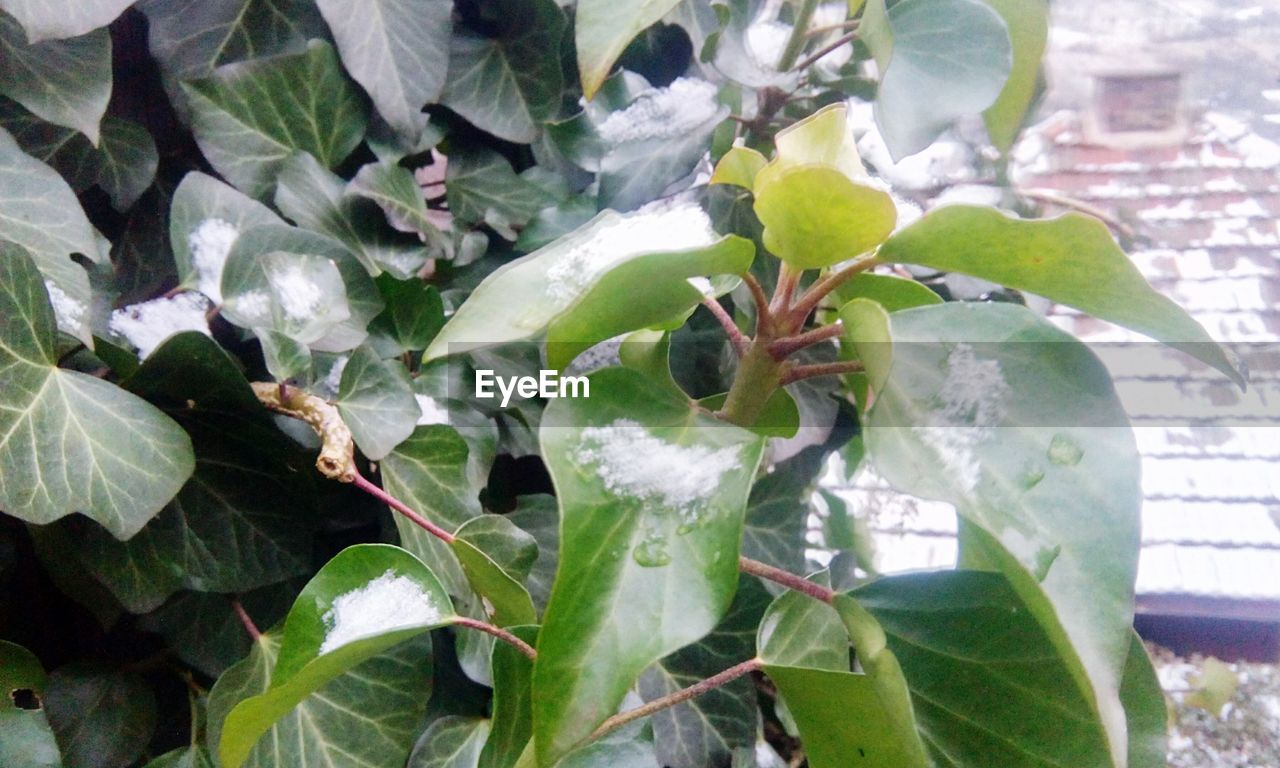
[768,322,844,360]
[452,617,537,660]
[788,255,879,323]
[780,360,864,385]
[792,28,859,72]
[702,297,748,357]
[231,599,261,641]
[742,273,772,333]
[777,0,822,71]
[1019,187,1137,241]
[586,658,763,743]
[805,20,860,37]
[739,556,834,603]
[351,471,456,544]
[770,263,805,316]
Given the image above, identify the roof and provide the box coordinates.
[826,109,1280,617]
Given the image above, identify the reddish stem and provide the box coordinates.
[352,471,456,544]
[742,273,772,333]
[586,658,763,742]
[739,556,835,603]
[788,256,879,324]
[452,617,537,660]
[779,359,865,386]
[702,297,748,357]
[231,599,262,641]
[768,322,844,360]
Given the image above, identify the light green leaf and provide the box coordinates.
[45,664,157,768]
[64,332,314,613]
[452,515,538,626]
[275,150,430,277]
[182,41,369,199]
[169,171,282,298]
[756,581,848,671]
[533,367,766,764]
[479,625,539,768]
[839,298,892,397]
[93,118,158,211]
[0,641,62,768]
[0,14,109,144]
[0,246,194,539]
[1121,633,1168,768]
[575,0,681,98]
[208,630,434,768]
[832,273,942,313]
[349,159,444,240]
[854,570,1123,767]
[0,0,132,43]
[756,167,897,269]
[710,146,766,189]
[755,104,868,191]
[981,0,1049,153]
[218,544,456,768]
[0,126,103,344]
[315,0,451,138]
[409,717,491,768]
[862,0,1013,159]
[440,0,565,143]
[426,205,754,367]
[878,205,1244,385]
[865,302,1141,767]
[336,344,418,460]
[445,147,550,239]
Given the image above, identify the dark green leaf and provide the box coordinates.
[349,159,445,240]
[45,664,156,768]
[0,14,109,143]
[218,544,456,768]
[878,205,1243,385]
[182,41,369,199]
[315,0,452,138]
[506,494,559,613]
[832,273,942,313]
[534,367,766,764]
[94,118,158,211]
[336,344,418,460]
[741,458,822,575]
[0,641,62,768]
[0,0,133,44]
[1121,633,1168,768]
[0,245,194,539]
[368,275,444,353]
[440,0,565,144]
[445,147,550,239]
[479,625,539,768]
[409,716,490,768]
[138,587,294,678]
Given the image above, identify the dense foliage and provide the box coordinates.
[0,1,1243,767]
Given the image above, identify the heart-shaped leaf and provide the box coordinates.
[574,0,680,99]
[336,344,418,460]
[0,245,194,538]
[0,14,109,143]
[534,367,766,764]
[0,0,133,43]
[218,544,456,768]
[452,515,538,626]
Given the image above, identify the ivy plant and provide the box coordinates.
[0,1,1238,767]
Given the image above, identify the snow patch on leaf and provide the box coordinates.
[268,263,324,320]
[189,218,240,303]
[44,280,86,333]
[109,292,211,359]
[318,569,445,654]
[596,78,721,145]
[911,343,1009,493]
[415,394,450,425]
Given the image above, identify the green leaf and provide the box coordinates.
[832,273,942,313]
[879,205,1243,384]
[1121,633,1168,768]
[574,0,681,98]
[0,245,194,539]
[452,515,538,626]
[440,0,565,144]
[0,14,109,144]
[138,586,295,678]
[506,495,559,613]
[445,147,550,239]
[0,641,62,768]
[275,150,430,277]
[336,344,418,460]
[93,118,158,211]
[63,332,315,613]
[218,544,456,768]
[426,205,754,367]
[755,167,896,269]
[839,298,892,397]
[368,275,444,353]
[534,367,766,764]
[0,98,100,192]
[0,126,103,344]
[182,41,369,199]
[854,570,1125,767]
[980,0,1048,152]
[864,302,1141,766]
[638,578,771,768]
[741,456,823,575]
[144,746,213,768]
[349,159,445,240]
[208,630,434,768]
[756,582,848,671]
[1186,657,1237,717]
[45,664,157,768]
[479,625,539,768]
[169,171,281,298]
[710,146,766,189]
[0,0,132,43]
[314,0,451,139]
[861,0,1013,159]
[410,717,491,768]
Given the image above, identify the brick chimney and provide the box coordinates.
[1084,69,1188,148]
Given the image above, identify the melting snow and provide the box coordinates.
[44,280,86,332]
[318,569,443,654]
[596,78,721,145]
[109,292,211,359]
[319,354,349,398]
[545,201,717,304]
[912,343,1009,493]
[574,418,740,521]
[269,264,323,319]
[415,394,450,425]
[188,218,239,304]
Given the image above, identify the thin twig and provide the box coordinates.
[776,0,821,71]
[768,322,844,360]
[1019,188,1137,241]
[352,471,456,544]
[805,20,860,37]
[231,599,262,640]
[780,360,864,385]
[739,556,834,603]
[788,255,879,324]
[702,297,748,357]
[792,29,859,72]
[586,658,763,743]
[452,617,537,660]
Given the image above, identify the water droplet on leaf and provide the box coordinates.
[1047,434,1084,466]
[632,539,671,567]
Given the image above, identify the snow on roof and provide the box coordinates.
[318,569,444,654]
[596,77,721,145]
[188,218,239,304]
[108,292,211,359]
